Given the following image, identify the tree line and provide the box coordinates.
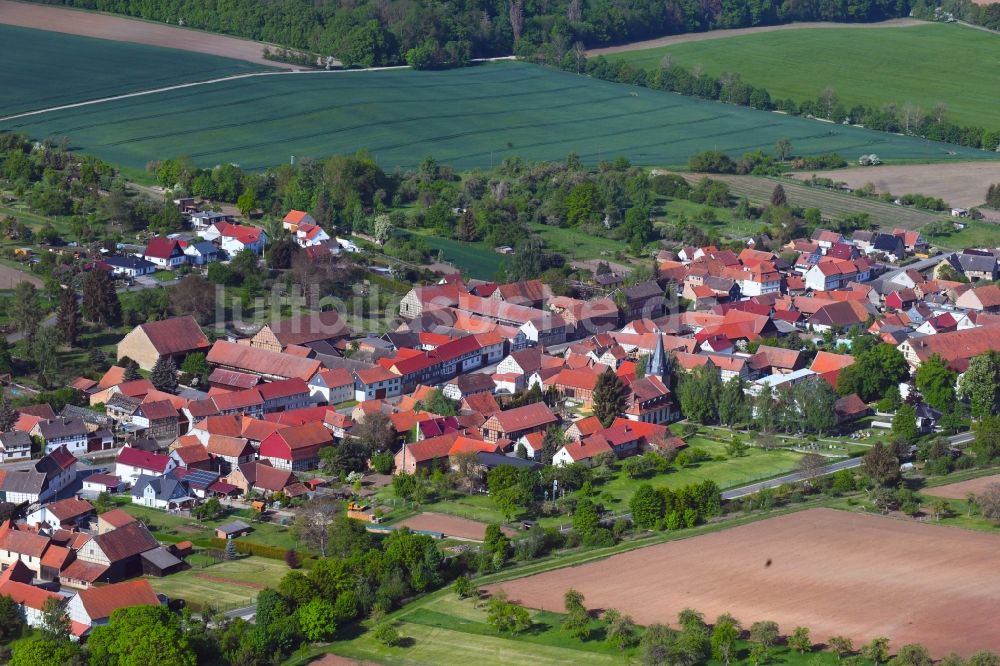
[29,0,912,69]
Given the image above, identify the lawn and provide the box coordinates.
[404,437,806,528]
[119,503,300,550]
[0,24,272,117]
[525,223,628,262]
[925,219,1000,251]
[147,555,289,611]
[610,23,999,128]
[4,59,992,173]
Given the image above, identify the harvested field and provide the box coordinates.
[923,474,1000,500]
[677,172,946,230]
[490,508,1000,656]
[0,0,283,67]
[0,264,42,290]
[395,512,515,541]
[5,61,991,172]
[789,163,1000,209]
[587,18,921,55]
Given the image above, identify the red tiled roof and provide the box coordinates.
[257,378,310,400]
[116,446,172,473]
[137,316,210,356]
[207,340,320,381]
[0,580,60,610]
[488,402,557,433]
[76,579,160,621]
[143,237,181,260]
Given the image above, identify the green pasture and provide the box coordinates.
[4,60,991,172]
[0,25,271,118]
[308,589,848,666]
[610,23,999,128]
[400,229,506,281]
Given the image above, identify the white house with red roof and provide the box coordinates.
[308,368,355,405]
[66,579,162,637]
[282,210,316,231]
[353,366,402,402]
[141,237,186,269]
[114,446,176,485]
[203,222,267,255]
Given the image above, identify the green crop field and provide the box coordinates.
[3,58,993,173]
[610,23,999,128]
[0,25,271,118]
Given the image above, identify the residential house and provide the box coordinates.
[616,280,666,320]
[955,284,1000,312]
[258,378,315,413]
[354,366,402,402]
[0,431,31,462]
[398,282,463,319]
[204,435,255,474]
[131,400,180,443]
[116,316,211,371]
[898,326,1000,369]
[0,446,76,504]
[32,418,88,456]
[131,474,192,510]
[205,222,267,255]
[0,523,50,575]
[481,402,558,443]
[308,368,356,405]
[26,497,94,530]
[183,241,219,265]
[104,256,156,278]
[490,280,553,308]
[442,373,496,401]
[258,422,333,471]
[142,238,186,269]
[0,562,62,630]
[114,446,177,485]
[66,579,161,634]
[944,252,997,282]
[393,433,499,475]
[224,462,303,497]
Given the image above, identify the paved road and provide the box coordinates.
[721,429,976,499]
[721,457,862,500]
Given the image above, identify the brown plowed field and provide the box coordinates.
[789,162,1000,210]
[586,19,922,56]
[396,512,515,541]
[923,474,1000,500]
[0,0,286,67]
[490,508,1000,656]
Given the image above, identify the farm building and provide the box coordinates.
[116,316,211,371]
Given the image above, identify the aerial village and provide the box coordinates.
[0,198,997,642]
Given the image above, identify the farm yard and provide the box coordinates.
[608,23,1000,128]
[0,0,283,67]
[489,508,1000,657]
[3,58,993,173]
[0,24,272,118]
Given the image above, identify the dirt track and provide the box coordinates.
[923,474,1000,500]
[396,512,516,541]
[0,0,287,67]
[790,162,1000,211]
[586,19,923,55]
[490,508,1000,656]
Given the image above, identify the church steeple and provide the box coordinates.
[648,333,667,379]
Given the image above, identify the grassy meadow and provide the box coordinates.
[4,59,992,172]
[610,23,999,128]
[0,24,271,118]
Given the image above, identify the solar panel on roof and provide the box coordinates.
[182,469,220,489]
